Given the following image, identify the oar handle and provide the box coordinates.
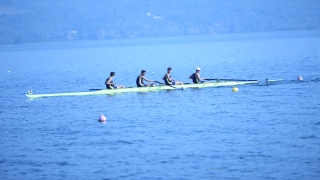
[155,81,178,89]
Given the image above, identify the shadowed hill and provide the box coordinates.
[0,0,319,45]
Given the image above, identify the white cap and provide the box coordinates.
[196,67,201,71]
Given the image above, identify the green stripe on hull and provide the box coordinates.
[26,81,258,98]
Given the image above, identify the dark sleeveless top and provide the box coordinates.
[191,73,200,83]
[163,74,173,85]
[105,77,114,89]
[136,75,144,87]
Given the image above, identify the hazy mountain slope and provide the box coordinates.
[0,0,319,44]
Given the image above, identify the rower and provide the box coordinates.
[136,70,155,87]
[189,67,206,83]
[105,72,125,89]
[163,67,183,85]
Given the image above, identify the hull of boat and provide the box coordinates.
[26,81,258,98]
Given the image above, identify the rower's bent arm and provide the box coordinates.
[106,78,113,84]
[142,76,154,82]
[166,74,174,81]
[196,73,202,81]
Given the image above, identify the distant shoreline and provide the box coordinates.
[1,29,319,48]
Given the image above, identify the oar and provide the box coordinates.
[155,81,183,90]
[89,86,140,91]
[205,78,257,82]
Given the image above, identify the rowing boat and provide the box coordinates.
[25,80,259,98]
[26,81,260,98]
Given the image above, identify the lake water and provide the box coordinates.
[1,31,320,180]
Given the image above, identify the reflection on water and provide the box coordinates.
[1,31,320,179]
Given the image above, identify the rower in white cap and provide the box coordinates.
[189,67,206,83]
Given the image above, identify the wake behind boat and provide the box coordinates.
[26,80,261,98]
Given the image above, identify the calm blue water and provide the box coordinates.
[1,31,320,180]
